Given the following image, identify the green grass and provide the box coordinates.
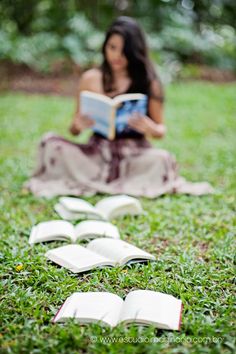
[0,82,235,354]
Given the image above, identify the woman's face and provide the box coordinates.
[105,34,128,72]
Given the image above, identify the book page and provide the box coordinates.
[54,203,78,221]
[45,244,116,273]
[54,203,104,221]
[53,292,124,327]
[80,91,114,139]
[74,220,120,241]
[119,290,182,330]
[95,195,143,220]
[87,238,155,265]
[59,197,95,213]
[29,220,74,244]
[113,93,147,105]
[81,91,113,104]
[58,197,105,219]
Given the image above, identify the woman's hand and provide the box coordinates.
[70,114,95,135]
[128,113,166,138]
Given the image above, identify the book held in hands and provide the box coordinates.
[80,90,148,139]
[54,195,143,221]
[45,238,155,273]
[29,220,120,245]
[53,290,182,331]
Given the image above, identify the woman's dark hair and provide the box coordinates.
[101,16,164,100]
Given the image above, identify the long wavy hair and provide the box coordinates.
[101,16,163,100]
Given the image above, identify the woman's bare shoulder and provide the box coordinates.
[150,78,165,102]
[81,68,102,80]
[79,68,103,91]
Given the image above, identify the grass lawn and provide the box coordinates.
[0,82,235,353]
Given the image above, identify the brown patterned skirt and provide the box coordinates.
[25,133,213,198]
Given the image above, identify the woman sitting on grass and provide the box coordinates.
[25,16,213,198]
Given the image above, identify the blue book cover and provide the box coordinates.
[115,96,148,135]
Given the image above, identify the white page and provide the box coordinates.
[59,197,105,219]
[45,244,116,273]
[54,292,124,327]
[59,197,95,213]
[95,195,143,220]
[80,91,114,139]
[80,90,113,105]
[29,220,74,244]
[87,238,155,265]
[54,203,78,221]
[54,203,104,221]
[113,93,147,105]
[119,290,182,330]
[74,220,120,241]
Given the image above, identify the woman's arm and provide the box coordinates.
[69,70,98,135]
[128,80,166,139]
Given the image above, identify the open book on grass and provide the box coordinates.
[29,220,120,245]
[54,195,143,221]
[80,91,148,139]
[53,290,182,330]
[45,238,155,273]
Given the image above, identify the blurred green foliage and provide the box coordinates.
[0,0,235,76]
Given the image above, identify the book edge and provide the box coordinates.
[59,197,93,212]
[113,93,147,103]
[80,90,113,105]
[55,202,106,221]
[178,302,183,330]
[95,196,143,220]
[74,221,120,241]
[75,232,120,242]
[120,254,156,266]
[29,226,37,245]
[52,302,67,323]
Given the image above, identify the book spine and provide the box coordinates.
[52,302,67,323]
[109,106,116,140]
[29,226,37,245]
[178,303,183,330]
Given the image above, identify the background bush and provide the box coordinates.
[0,0,235,76]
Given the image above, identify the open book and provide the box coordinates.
[45,238,155,273]
[29,220,120,245]
[53,290,182,330]
[80,91,148,139]
[54,195,143,221]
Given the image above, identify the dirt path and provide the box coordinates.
[0,62,235,96]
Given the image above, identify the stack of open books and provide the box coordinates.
[30,219,155,273]
[29,194,183,331]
